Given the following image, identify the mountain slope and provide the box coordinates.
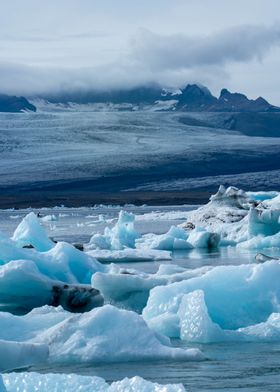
[0,94,36,113]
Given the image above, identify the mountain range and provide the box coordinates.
[0,84,279,113]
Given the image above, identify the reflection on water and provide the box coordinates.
[32,341,280,391]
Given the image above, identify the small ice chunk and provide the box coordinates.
[12,212,54,251]
[89,211,140,250]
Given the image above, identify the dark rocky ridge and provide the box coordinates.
[39,83,280,112]
[0,84,279,112]
[0,94,36,113]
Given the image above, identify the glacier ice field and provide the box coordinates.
[1,187,280,390]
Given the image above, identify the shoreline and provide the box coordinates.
[0,191,211,209]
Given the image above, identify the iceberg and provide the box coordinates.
[181,186,250,232]
[2,373,186,392]
[143,260,280,338]
[0,241,105,313]
[92,264,212,312]
[137,226,192,251]
[0,305,203,365]
[180,186,280,250]
[179,290,280,343]
[0,240,105,284]
[187,227,220,248]
[12,212,54,251]
[89,211,140,250]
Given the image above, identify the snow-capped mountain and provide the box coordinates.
[33,83,280,113]
[1,84,279,113]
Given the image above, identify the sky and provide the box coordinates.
[0,0,280,104]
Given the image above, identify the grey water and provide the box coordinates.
[2,204,280,390]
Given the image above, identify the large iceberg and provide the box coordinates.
[143,260,280,340]
[180,186,280,250]
[1,373,186,392]
[0,305,203,366]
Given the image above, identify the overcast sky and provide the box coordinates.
[0,0,280,104]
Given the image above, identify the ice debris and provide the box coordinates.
[89,211,139,250]
[1,373,186,392]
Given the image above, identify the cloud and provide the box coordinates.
[0,23,280,96]
[130,24,280,71]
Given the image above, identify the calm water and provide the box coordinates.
[2,205,280,391]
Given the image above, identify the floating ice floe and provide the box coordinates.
[89,211,140,250]
[137,226,192,251]
[0,258,104,314]
[1,373,186,392]
[87,248,171,263]
[143,260,280,340]
[0,305,203,368]
[0,237,106,313]
[0,239,105,284]
[136,225,220,251]
[40,214,57,222]
[92,264,212,311]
